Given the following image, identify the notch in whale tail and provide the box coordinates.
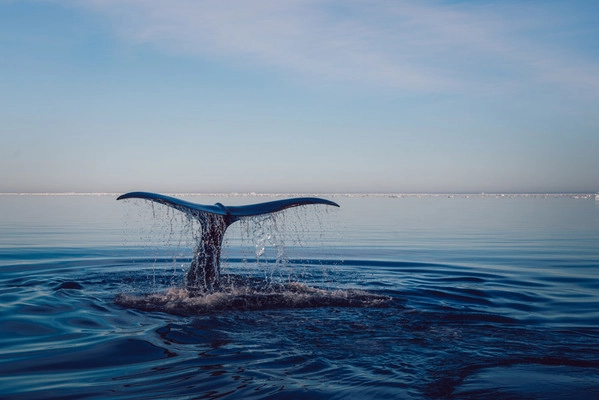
[117,192,339,291]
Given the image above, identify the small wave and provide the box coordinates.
[115,277,391,315]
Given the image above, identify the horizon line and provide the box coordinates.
[0,192,597,197]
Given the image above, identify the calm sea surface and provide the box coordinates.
[1,194,598,399]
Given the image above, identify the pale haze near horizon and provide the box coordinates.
[1,0,598,194]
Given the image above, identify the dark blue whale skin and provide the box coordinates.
[117,192,339,291]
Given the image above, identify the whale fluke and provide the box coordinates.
[117,192,339,291]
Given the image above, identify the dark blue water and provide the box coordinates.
[1,194,598,399]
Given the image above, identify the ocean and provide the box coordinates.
[0,193,598,399]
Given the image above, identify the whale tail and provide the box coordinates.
[117,192,339,290]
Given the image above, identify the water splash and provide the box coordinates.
[115,278,391,315]
[116,200,387,314]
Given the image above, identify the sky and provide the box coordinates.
[1,0,598,194]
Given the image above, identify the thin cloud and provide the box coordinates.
[59,0,599,95]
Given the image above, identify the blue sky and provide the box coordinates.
[1,0,598,193]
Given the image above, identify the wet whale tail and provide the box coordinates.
[117,192,339,291]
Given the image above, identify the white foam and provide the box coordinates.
[115,281,391,315]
